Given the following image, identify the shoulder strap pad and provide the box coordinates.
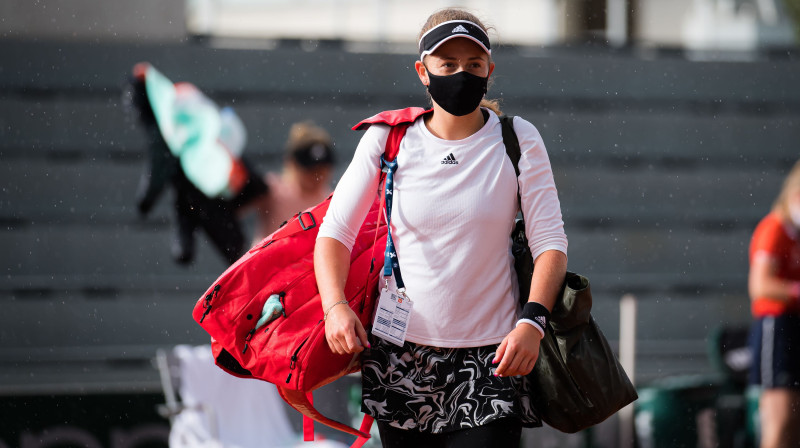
[354,107,432,162]
[352,107,431,131]
[384,123,408,162]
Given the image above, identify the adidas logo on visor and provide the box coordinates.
[418,20,492,61]
[441,153,459,164]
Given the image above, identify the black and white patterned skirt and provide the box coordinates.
[361,335,541,433]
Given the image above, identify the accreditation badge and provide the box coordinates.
[371,286,413,347]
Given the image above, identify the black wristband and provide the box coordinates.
[519,302,551,333]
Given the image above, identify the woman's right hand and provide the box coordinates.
[315,237,369,354]
[324,304,370,354]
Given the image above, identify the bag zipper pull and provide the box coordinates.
[199,294,213,323]
[286,358,295,383]
[286,339,307,383]
[199,284,221,323]
[242,328,256,354]
[278,292,287,318]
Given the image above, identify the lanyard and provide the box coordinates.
[380,156,405,291]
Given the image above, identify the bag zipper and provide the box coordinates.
[241,290,287,354]
[278,292,288,318]
[286,337,309,384]
[275,271,313,317]
[199,284,221,323]
[242,328,256,354]
[280,279,375,386]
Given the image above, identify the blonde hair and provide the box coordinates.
[285,121,331,153]
[418,8,502,115]
[773,160,800,221]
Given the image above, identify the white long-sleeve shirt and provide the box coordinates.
[318,110,567,347]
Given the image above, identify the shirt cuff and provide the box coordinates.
[316,228,355,252]
[530,241,568,263]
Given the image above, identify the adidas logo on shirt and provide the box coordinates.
[441,153,459,164]
[452,25,469,34]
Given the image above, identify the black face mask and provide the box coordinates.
[426,70,488,117]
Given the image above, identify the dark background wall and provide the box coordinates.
[0,1,186,42]
[1,37,798,445]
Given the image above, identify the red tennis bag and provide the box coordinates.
[191,107,429,443]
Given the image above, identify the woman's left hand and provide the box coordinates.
[493,324,543,377]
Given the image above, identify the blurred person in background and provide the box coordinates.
[748,160,800,448]
[125,62,268,265]
[125,64,335,263]
[250,121,335,242]
[127,67,345,447]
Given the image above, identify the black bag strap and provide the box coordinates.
[499,114,521,177]
[498,114,523,212]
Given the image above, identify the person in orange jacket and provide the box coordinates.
[748,160,800,448]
